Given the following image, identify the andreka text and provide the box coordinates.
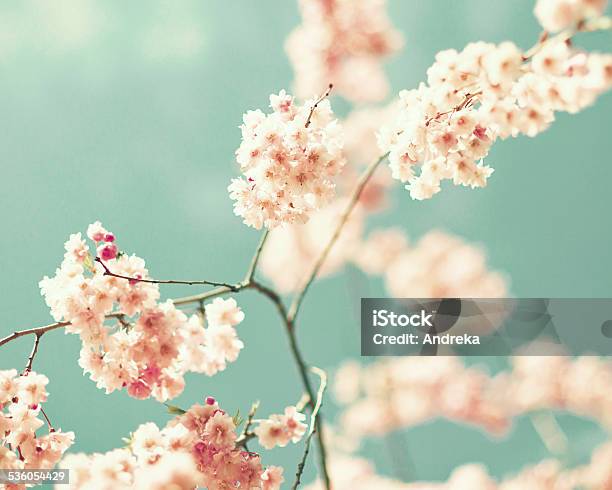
[372,333,481,345]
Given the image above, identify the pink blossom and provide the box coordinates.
[228,90,346,229]
[285,0,403,102]
[40,223,246,401]
[255,405,308,449]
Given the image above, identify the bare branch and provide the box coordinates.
[95,257,238,290]
[24,333,43,373]
[305,84,333,128]
[243,230,270,284]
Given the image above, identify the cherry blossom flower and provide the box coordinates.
[60,397,283,490]
[262,466,285,490]
[0,369,74,476]
[379,39,612,200]
[228,90,346,229]
[40,223,246,401]
[286,0,403,102]
[334,356,612,442]
[534,0,608,32]
[352,228,508,298]
[254,405,308,450]
[205,297,245,327]
[305,441,612,489]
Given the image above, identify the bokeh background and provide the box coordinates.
[1,0,611,485]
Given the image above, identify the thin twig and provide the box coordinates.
[0,313,122,348]
[95,257,238,290]
[40,407,54,431]
[24,333,43,373]
[172,285,240,306]
[288,152,388,323]
[5,164,393,489]
[236,401,260,450]
[305,84,333,128]
[292,367,327,490]
[250,279,331,488]
[244,230,269,283]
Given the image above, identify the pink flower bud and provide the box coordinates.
[97,243,118,261]
[129,274,142,286]
[103,233,115,242]
[206,396,216,405]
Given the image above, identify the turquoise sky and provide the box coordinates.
[0,0,610,486]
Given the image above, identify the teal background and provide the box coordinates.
[0,0,610,485]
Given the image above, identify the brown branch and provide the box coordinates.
[288,152,388,323]
[243,230,269,283]
[248,278,331,488]
[94,257,238,290]
[305,84,333,128]
[4,156,389,489]
[24,333,43,373]
[0,312,126,348]
[40,406,54,431]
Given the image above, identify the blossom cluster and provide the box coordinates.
[0,369,74,485]
[378,36,612,199]
[258,104,400,293]
[357,228,508,298]
[285,0,403,102]
[39,222,245,401]
[334,356,612,439]
[254,405,308,449]
[498,356,612,429]
[60,396,284,490]
[534,0,608,32]
[228,90,346,229]
[305,442,612,490]
[335,357,510,437]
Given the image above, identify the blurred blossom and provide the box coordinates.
[260,198,364,293]
[305,441,612,489]
[334,356,612,440]
[286,0,403,102]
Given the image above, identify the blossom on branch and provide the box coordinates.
[39,223,245,401]
[228,90,346,229]
[534,0,608,32]
[60,397,283,490]
[0,369,74,479]
[379,38,612,200]
[254,405,308,449]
